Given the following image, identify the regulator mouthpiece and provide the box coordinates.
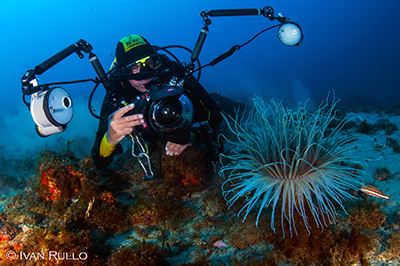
[278,22,303,46]
[30,87,74,137]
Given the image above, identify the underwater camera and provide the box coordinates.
[20,5,303,137]
[123,78,194,135]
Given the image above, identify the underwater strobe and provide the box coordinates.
[277,21,302,46]
[21,39,93,137]
[30,86,73,137]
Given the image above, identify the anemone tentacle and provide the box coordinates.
[219,94,364,237]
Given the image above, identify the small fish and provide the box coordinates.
[360,185,390,200]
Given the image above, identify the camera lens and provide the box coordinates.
[149,94,193,134]
[154,97,182,125]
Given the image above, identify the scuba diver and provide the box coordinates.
[91,34,223,169]
[20,6,302,180]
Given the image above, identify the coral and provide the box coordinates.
[219,95,364,236]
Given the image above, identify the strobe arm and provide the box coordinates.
[205,6,277,20]
[34,39,92,75]
[207,8,263,17]
[188,5,302,73]
[21,39,93,95]
[188,6,283,72]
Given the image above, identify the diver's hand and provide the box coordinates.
[107,104,145,146]
[165,142,191,156]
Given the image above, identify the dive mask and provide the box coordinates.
[127,56,154,73]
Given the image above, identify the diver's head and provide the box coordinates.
[115,34,155,68]
[127,56,155,92]
[115,34,156,92]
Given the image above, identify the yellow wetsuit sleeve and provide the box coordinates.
[99,133,116,157]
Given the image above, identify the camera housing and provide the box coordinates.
[123,81,194,136]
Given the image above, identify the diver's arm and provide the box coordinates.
[91,93,123,169]
[106,104,145,146]
[92,101,146,169]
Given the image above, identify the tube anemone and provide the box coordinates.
[219,95,364,237]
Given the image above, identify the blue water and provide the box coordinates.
[1,0,399,155]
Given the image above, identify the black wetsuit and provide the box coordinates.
[91,54,223,169]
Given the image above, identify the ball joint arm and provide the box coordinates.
[21,39,93,95]
[33,39,92,76]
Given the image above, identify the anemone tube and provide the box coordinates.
[219,95,364,237]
